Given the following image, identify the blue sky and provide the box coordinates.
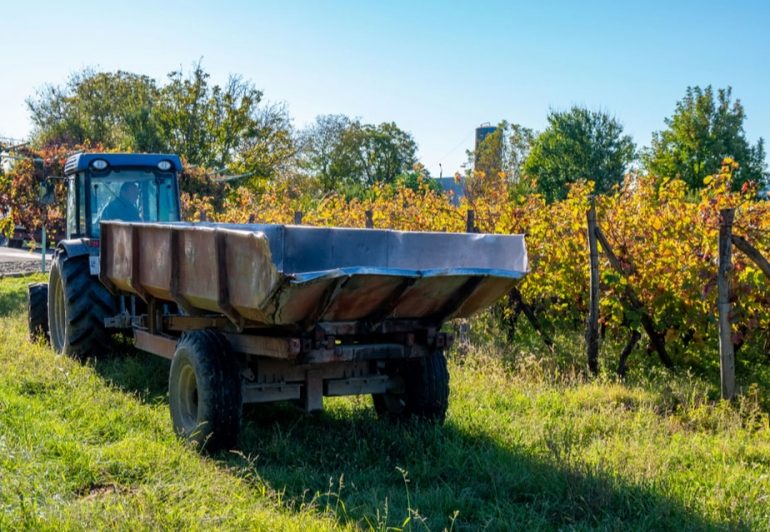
[1,0,768,176]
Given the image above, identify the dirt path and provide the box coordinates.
[0,247,50,276]
[0,261,44,276]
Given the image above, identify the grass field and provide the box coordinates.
[1,274,769,530]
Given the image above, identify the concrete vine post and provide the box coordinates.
[718,208,735,400]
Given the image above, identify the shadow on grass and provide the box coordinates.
[92,350,724,530]
[229,406,721,530]
[93,344,170,404]
[0,288,27,317]
[0,274,47,316]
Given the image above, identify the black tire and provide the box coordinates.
[373,350,450,423]
[48,250,117,358]
[169,330,242,451]
[27,282,49,342]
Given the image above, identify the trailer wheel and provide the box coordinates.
[27,282,49,342]
[48,250,116,358]
[169,330,242,451]
[373,350,449,423]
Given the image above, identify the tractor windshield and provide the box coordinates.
[90,168,179,237]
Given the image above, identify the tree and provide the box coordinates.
[0,145,70,242]
[26,65,295,181]
[299,115,418,193]
[298,114,355,191]
[27,70,163,151]
[155,65,268,169]
[228,102,297,187]
[394,163,439,192]
[523,107,636,202]
[644,86,767,189]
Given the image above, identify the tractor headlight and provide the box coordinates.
[157,160,172,171]
[91,159,109,170]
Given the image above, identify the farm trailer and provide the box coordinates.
[28,153,528,450]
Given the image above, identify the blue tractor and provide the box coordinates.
[28,153,183,356]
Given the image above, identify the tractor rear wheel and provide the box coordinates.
[169,330,242,452]
[48,250,116,358]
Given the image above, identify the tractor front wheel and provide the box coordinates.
[27,282,49,342]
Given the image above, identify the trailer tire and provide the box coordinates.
[373,350,449,423]
[28,283,49,342]
[169,330,242,452]
[48,250,116,358]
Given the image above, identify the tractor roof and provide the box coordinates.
[63,153,182,176]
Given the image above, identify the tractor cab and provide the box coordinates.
[63,153,182,239]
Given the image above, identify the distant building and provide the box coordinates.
[475,125,497,149]
[0,137,25,174]
[433,123,501,205]
[474,123,502,177]
[1,152,13,174]
[435,176,465,206]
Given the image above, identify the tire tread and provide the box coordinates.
[49,250,116,358]
[169,330,242,451]
[27,282,49,341]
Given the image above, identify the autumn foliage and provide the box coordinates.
[0,145,73,241]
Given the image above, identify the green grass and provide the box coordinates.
[1,275,769,530]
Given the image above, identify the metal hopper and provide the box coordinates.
[100,222,528,331]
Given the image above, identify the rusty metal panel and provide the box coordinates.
[390,276,471,319]
[320,274,416,321]
[270,275,337,325]
[224,230,280,321]
[137,224,174,301]
[100,222,133,293]
[222,333,301,359]
[242,383,301,403]
[175,226,222,313]
[134,330,177,359]
[449,277,518,318]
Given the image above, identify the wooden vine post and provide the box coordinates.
[293,210,303,225]
[465,209,475,233]
[717,208,735,400]
[586,197,600,375]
